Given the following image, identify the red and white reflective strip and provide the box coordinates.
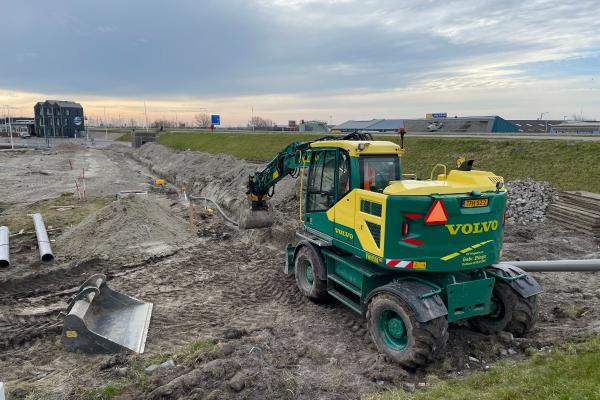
[385,259,414,268]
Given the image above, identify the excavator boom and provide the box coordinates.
[241,132,373,229]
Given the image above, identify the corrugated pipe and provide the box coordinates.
[0,226,9,268]
[188,196,239,226]
[32,213,55,263]
[505,259,600,272]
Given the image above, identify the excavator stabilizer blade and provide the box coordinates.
[61,274,153,354]
[239,209,274,229]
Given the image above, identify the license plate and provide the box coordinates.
[462,198,489,208]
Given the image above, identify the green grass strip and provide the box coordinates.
[158,132,600,192]
[365,337,600,400]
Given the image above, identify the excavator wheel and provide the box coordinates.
[470,280,538,337]
[367,293,448,369]
[294,246,328,301]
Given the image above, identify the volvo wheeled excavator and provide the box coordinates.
[242,132,541,368]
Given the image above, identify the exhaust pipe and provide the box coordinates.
[0,226,9,268]
[32,213,54,263]
[505,259,600,272]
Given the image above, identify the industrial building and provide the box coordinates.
[333,116,519,133]
[0,118,35,137]
[508,120,563,133]
[550,121,600,135]
[34,100,85,138]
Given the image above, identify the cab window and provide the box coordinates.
[307,150,336,212]
[338,151,351,199]
[360,155,400,193]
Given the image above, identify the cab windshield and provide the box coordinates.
[360,155,400,193]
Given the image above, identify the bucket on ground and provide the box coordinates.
[61,274,153,354]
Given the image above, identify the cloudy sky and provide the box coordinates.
[1,0,599,125]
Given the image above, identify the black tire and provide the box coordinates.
[367,293,448,369]
[470,280,538,337]
[294,246,328,301]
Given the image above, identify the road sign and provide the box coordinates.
[211,115,220,125]
[73,116,82,126]
[426,113,447,119]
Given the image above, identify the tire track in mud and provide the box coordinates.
[106,238,327,350]
[0,310,63,351]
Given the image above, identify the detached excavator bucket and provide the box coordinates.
[61,274,153,354]
[238,208,274,229]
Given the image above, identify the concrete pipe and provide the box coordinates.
[32,213,55,263]
[504,259,600,272]
[0,226,9,268]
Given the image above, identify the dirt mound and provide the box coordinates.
[135,143,302,246]
[56,195,192,263]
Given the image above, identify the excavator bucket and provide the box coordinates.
[238,208,274,229]
[61,274,153,354]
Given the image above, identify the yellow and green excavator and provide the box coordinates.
[242,131,541,368]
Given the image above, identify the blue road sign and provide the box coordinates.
[211,115,220,125]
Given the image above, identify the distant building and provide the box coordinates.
[333,119,384,132]
[0,117,35,137]
[298,120,329,133]
[550,121,600,135]
[34,100,85,138]
[333,116,519,133]
[508,120,562,133]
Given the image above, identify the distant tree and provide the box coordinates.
[248,116,274,129]
[150,119,174,130]
[195,113,211,128]
[128,118,137,128]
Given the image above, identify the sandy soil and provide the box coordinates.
[0,144,598,400]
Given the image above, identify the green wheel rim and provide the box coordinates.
[487,296,505,320]
[305,264,314,286]
[379,309,408,351]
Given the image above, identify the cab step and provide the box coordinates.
[328,288,362,315]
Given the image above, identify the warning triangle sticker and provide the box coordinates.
[425,200,448,225]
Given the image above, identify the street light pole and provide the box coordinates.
[5,105,14,150]
[539,112,549,133]
[143,101,149,132]
[104,106,108,140]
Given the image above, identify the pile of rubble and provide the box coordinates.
[505,179,556,224]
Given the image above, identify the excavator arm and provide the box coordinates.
[241,131,374,229]
[246,140,311,210]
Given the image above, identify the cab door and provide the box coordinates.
[305,149,337,240]
[332,150,356,247]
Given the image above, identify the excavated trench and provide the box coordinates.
[0,143,599,400]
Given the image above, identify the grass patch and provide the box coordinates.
[75,381,130,400]
[365,336,600,400]
[73,337,216,399]
[158,131,322,161]
[116,132,132,142]
[158,132,600,192]
[0,194,113,232]
[176,337,217,363]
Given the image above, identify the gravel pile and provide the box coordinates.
[505,179,557,224]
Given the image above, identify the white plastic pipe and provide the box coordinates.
[505,259,600,272]
[32,213,54,263]
[0,226,9,268]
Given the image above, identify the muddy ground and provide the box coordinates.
[0,144,599,400]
